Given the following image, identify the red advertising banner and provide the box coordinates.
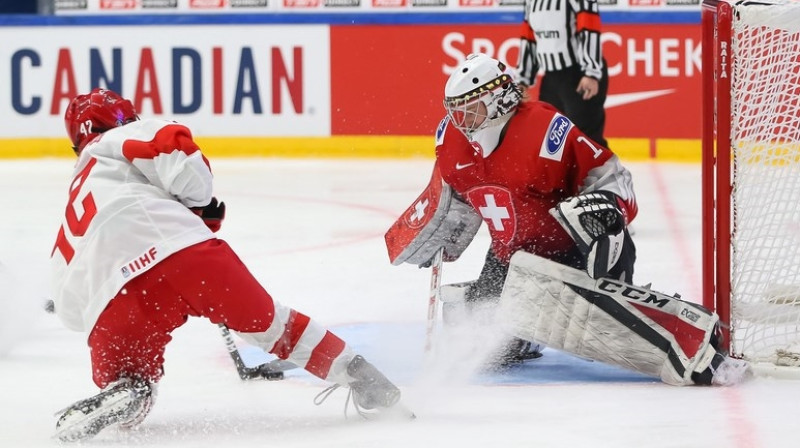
[101,0,137,9]
[331,24,701,140]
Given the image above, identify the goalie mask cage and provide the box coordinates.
[702,0,800,374]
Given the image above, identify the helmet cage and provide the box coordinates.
[444,73,520,137]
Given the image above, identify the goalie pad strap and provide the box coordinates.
[498,251,719,386]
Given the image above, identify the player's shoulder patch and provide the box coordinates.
[435,116,450,147]
[121,120,199,162]
[539,113,573,162]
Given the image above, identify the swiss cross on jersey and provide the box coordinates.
[465,186,516,245]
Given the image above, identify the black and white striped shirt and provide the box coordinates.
[516,0,604,85]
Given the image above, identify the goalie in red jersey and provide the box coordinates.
[386,54,749,386]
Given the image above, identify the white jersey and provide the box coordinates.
[50,119,215,332]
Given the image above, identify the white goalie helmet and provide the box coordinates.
[443,54,522,142]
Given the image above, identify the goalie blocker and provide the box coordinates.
[385,165,482,266]
[498,251,749,386]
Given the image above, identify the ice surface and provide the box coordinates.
[1,159,799,448]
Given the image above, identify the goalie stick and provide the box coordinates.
[43,299,295,381]
[425,247,445,354]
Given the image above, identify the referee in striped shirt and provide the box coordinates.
[515,0,609,148]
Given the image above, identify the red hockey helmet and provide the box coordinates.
[64,88,138,153]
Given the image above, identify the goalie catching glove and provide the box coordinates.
[550,191,626,279]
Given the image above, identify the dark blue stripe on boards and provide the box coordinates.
[0,11,701,27]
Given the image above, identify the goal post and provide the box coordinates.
[702,0,800,372]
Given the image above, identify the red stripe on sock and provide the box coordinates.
[270,310,310,359]
[305,331,347,379]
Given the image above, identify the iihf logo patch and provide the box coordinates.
[120,246,159,279]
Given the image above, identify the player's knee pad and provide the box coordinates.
[441,281,499,325]
[441,281,473,326]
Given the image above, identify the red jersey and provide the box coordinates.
[434,100,637,262]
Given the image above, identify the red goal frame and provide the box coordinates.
[701,0,733,351]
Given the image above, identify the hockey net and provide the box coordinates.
[702,0,800,373]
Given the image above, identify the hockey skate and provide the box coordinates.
[690,351,751,386]
[54,377,155,442]
[315,355,412,419]
[711,356,751,386]
[489,337,544,369]
[346,355,401,411]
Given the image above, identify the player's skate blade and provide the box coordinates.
[349,355,415,419]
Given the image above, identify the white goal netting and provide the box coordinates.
[726,0,800,367]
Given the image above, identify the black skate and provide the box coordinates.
[54,378,154,442]
[488,337,544,370]
[690,324,750,386]
[692,352,751,386]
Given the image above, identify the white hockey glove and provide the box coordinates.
[550,192,626,279]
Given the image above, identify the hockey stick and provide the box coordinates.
[425,247,445,354]
[44,299,294,381]
[217,324,298,381]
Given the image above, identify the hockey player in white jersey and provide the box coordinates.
[51,88,406,442]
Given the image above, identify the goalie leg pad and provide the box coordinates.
[441,281,473,326]
[498,251,719,386]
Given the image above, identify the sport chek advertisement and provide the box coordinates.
[331,24,701,139]
[0,19,701,154]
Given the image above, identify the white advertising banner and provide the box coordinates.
[52,0,700,12]
[0,25,331,138]
[55,0,274,14]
